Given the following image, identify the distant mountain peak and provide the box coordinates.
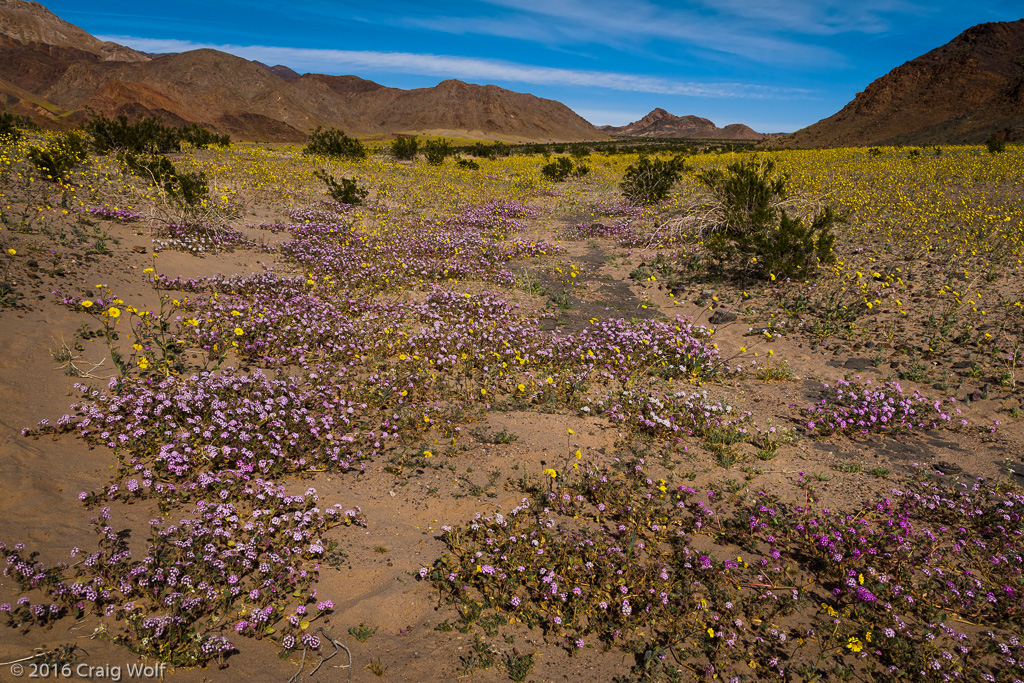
[600,108,767,140]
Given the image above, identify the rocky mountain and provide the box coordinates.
[0,0,604,142]
[600,108,768,140]
[777,19,1024,147]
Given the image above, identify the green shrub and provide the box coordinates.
[314,170,368,205]
[620,155,684,204]
[868,147,882,157]
[391,136,419,160]
[455,158,479,170]
[86,114,181,155]
[304,127,366,159]
[423,139,453,165]
[28,131,89,182]
[0,112,26,141]
[695,158,786,233]
[164,171,208,207]
[179,123,230,149]
[122,152,177,182]
[541,156,589,182]
[698,158,837,279]
[985,136,1006,154]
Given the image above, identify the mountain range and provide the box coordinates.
[599,108,770,140]
[2,1,1022,147]
[0,0,603,141]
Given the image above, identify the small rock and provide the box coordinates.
[709,309,737,325]
[132,245,147,254]
[952,360,973,369]
[844,358,875,370]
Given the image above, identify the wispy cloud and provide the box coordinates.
[441,0,847,65]
[98,35,812,99]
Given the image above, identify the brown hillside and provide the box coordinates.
[0,1,605,142]
[0,0,147,62]
[600,107,768,140]
[778,19,1024,147]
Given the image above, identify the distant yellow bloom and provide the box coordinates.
[423,450,433,458]
[542,468,557,479]
[234,327,244,336]
[6,248,15,256]
[106,307,120,318]
[81,300,93,308]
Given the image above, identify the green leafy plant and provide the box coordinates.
[28,132,89,182]
[348,622,379,642]
[391,136,419,160]
[541,156,589,182]
[985,135,1006,154]
[314,170,369,205]
[620,155,684,204]
[86,114,182,155]
[698,158,838,279]
[423,139,453,165]
[304,127,366,158]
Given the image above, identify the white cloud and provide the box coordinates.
[98,35,812,99]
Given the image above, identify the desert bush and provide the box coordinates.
[423,139,453,165]
[695,158,786,233]
[0,112,30,140]
[620,155,684,204]
[391,136,419,160]
[455,158,480,170]
[27,131,89,182]
[985,135,1006,154]
[314,170,368,205]
[164,171,208,207]
[179,123,230,149]
[867,147,882,157]
[303,127,366,159]
[86,114,181,155]
[122,152,176,182]
[541,156,589,182]
[698,158,837,279]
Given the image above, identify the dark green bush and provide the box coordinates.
[391,136,419,160]
[455,158,479,170]
[620,155,684,204]
[86,114,181,155]
[314,170,368,205]
[985,136,1006,154]
[180,123,230,149]
[164,171,208,207]
[541,156,589,181]
[304,127,366,159]
[868,147,882,157]
[28,131,89,182]
[423,139,453,165]
[122,152,177,182]
[0,113,27,140]
[695,159,786,233]
[698,158,837,279]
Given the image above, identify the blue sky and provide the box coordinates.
[49,0,1023,132]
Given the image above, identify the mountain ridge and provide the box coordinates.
[775,19,1024,147]
[600,107,769,140]
[0,0,605,142]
